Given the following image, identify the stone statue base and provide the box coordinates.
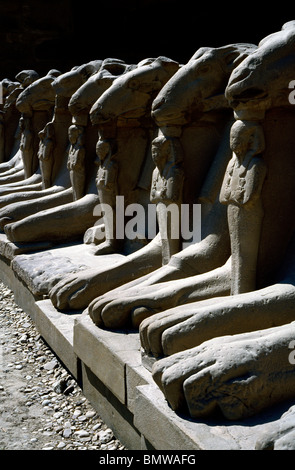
[0,244,293,450]
[10,241,126,297]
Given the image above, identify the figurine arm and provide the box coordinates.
[42,139,55,160]
[165,168,184,202]
[219,157,236,204]
[242,156,267,206]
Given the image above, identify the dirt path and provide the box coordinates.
[0,282,125,450]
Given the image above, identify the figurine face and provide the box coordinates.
[151,137,169,168]
[68,125,80,144]
[96,140,111,162]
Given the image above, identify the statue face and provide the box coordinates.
[96,140,111,162]
[52,61,101,98]
[230,120,265,158]
[16,76,56,113]
[68,61,130,117]
[68,125,80,144]
[151,137,170,168]
[69,74,115,117]
[45,123,55,138]
[226,24,295,111]
[152,44,256,127]
[230,121,249,155]
[90,57,179,125]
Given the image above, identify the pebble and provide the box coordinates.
[0,281,126,451]
[57,441,66,449]
[63,428,72,438]
[74,430,90,438]
[99,429,114,444]
[43,360,58,371]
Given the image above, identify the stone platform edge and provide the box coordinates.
[0,253,286,450]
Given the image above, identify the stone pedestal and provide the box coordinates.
[0,238,293,450]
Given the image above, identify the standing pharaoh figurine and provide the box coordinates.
[220,119,267,294]
[67,124,86,201]
[38,121,55,189]
[150,133,185,265]
[94,136,119,255]
[19,115,34,178]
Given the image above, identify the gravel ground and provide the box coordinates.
[0,281,126,451]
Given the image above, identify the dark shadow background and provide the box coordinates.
[0,0,294,79]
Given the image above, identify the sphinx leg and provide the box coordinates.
[4,193,99,244]
[0,168,25,185]
[255,405,295,450]
[0,185,66,209]
[144,283,295,357]
[1,188,73,230]
[0,172,42,189]
[0,151,22,173]
[49,233,163,311]
[139,296,230,357]
[89,259,231,328]
[152,322,295,420]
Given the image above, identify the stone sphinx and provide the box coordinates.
[88,56,180,255]
[1,21,295,451]
[0,68,64,216]
[140,21,295,423]
[0,59,140,245]
[0,70,40,182]
[0,69,84,231]
[0,77,23,165]
[68,59,132,205]
[14,69,61,182]
[81,44,257,327]
[49,46,258,312]
[49,56,183,308]
[0,61,110,242]
[68,58,132,122]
